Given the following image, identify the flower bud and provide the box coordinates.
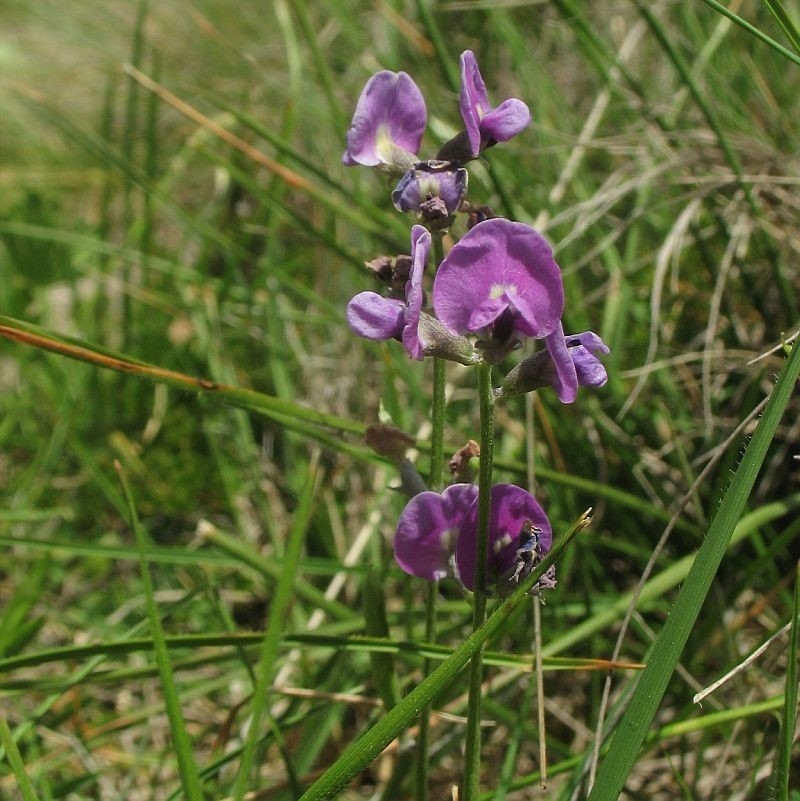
[392,160,468,231]
[497,351,553,398]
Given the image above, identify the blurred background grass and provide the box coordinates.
[1,1,799,799]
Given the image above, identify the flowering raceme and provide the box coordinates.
[394,482,555,594]
[337,47,611,796]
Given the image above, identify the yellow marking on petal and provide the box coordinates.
[489,283,515,300]
[375,124,394,162]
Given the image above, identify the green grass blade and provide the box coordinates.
[771,561,800,801]
[232,453,322,800]
[117,462,205,801]
[543,495,800,657]
[0,314,367,438]
[413,0,459,92]
[0,716,42,801]
[701,0,800,65]
[586,342,800,800]
[636,2,798,350]
[764,0,800,55]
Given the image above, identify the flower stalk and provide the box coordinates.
[339,48,609,800]
[415,235,448,801]
[463,360,495,801]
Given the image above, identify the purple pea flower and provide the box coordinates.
[433,218,564,361]
[391,160,468,231]
[393,482,555,594]
[346,225,430,360]
[454,484,553,593]
[460,50,531,158]
[394,483,479,580]
[567,331,610,386]
[498,325,610,403]
[342,71,427,173]
[546,328,610,402]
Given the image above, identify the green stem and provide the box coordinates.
[415,235,448,801]
[463,360,495,801]
[427,238,448,494]
[428,357,447,490]
[474,361,496,598]
[414,580,437,801]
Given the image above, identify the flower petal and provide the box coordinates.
[455,484,552,592]
[433,218,564,341]
[394,483,478,580]
[459,51,531,157]
[479,98,531,145]
[346,292,405,340]
[391,161,468,223]
[343,71,427,168]
[459,50,491,157]
[401,225,430,360]
[499,328,610,401]
[567,332,610,387]
[543,323,579,403]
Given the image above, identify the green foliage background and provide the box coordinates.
[0,1,798,799]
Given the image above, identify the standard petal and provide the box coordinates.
[385,72,428,154]
[343,71,426,168]
[346,292,405,340]
[394,484,478,581]
[459,50,490,156]
[401,225,431,360]
[454,484,552,591]
[433,219,564,340]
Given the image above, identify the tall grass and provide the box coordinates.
[1,2,798,799]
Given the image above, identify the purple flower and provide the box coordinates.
[545,328,610,402]
[498,326,610,402]
[567,331,610,387]
[342,71,427,172]
[394,483,478,580]
[460,50,531,158]
[393,482,555,594]
[433,218,564,360]
[454,484,553,593]
[346,225,430,359]
[391,160,468,230]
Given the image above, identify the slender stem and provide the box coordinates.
[526,386,547,786]
[534,597,547,788]
[414,359,445,799]
[463,360,495,801]
[414,579,437,801]
[415,234,448,801]
[428,357,447,491]
[427,234,448,493]
[474,361,496,599]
